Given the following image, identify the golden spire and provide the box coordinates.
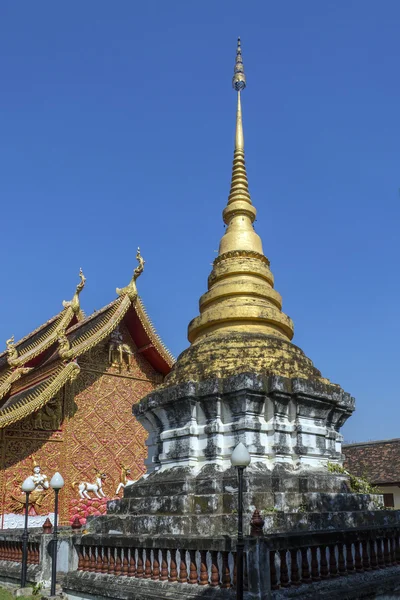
[187,38,294,345]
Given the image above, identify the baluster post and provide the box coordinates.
[83,546,90,572]
[390,534,397,564]
[337,543,346,575]
[270,550,279,590]
[122,549,129,576]
[280,549,290,587]
[152,549,160,580]
[128,549,136,577]
[144,549,152,578]
[210,551,219,587]
[345,543,355,573]
[108,547,115,574]
[362,540,371,570]
[89,546,96,572]
[221,551,231,588]
[369,540,378,570]
[199,550,208,586]
[301,548,312,583]
[168,549,177,583]
[329,544,338,577]
[159,549,168,581]
[95,547,103,573]
[188,549,198,584]
[383,537,392,567]
[178,550,188,583]
[354,541,363,572]
[77,545,84,571]
[310,546,320,581]
[115,547,122,576]
[136,549,144,578]
[101,547,109,574]
[377,538,385,568]
[290,549,300,585]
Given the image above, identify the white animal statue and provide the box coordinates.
[115,464,136,495]
[72,471,107,499]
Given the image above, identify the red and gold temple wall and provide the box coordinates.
[0,324,162,526]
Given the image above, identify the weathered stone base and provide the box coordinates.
[87,462,385,537]
[63,565,400,600]
[0,561,41,585]
[271,565,400,599]
[64,571,235,600]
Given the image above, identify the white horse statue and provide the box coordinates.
[72,471,107,499]
[115,464,136,495]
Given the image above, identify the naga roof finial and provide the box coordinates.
[6,335,19,367]
[63,268,86,315]
[116,248,145,301]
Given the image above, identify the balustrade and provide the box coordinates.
[267,528,400,589]
[72,526,400,592]
[76,544,238,588]
[0,540,40,564]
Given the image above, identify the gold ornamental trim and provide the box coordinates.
[135,297,175,367]
[213,250,270,267]
[5,307,76,368]
[0,367,33,401]
[59,296,132,360]
[0,361,80,429]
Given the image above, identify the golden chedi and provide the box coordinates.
[167,39,326,385]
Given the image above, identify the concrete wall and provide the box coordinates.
[377,485,400,509]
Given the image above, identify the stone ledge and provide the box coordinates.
[63,571,236,600]
[0,561,41,584]
[272,565,400,599]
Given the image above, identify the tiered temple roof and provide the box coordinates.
[0,260,174,429]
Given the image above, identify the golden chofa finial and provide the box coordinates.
[63,268,86,315]
[6,335,19,367]
[116,248,145,301]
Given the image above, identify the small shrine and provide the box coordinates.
[0,251,173,528]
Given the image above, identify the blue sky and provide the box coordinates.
[0,1,399,442]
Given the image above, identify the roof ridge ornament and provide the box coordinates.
[116,248,145,301]
[57,328,72,359]
[63,268,86,315]
[6,335,19,367]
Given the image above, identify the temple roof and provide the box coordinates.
[0,308,78,371]
[343,439,400,485]
[0,361,80,429]
[0,258,173,428]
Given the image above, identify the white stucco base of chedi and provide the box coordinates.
[133,372,355,475]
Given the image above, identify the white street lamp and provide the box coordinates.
[230,443,251,600]
[20,477,35,587]
[49,472,64,595]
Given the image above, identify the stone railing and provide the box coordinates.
[74,535,241,589]
[0,539,40,564]
[265,525,400,592]
[0,526,74,585]
[64,526,400,599]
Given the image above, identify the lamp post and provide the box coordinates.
[230,442,251,600]
[49,472,64,596]
[20,476,36,588]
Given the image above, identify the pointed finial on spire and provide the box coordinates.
[232,37,246,92]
